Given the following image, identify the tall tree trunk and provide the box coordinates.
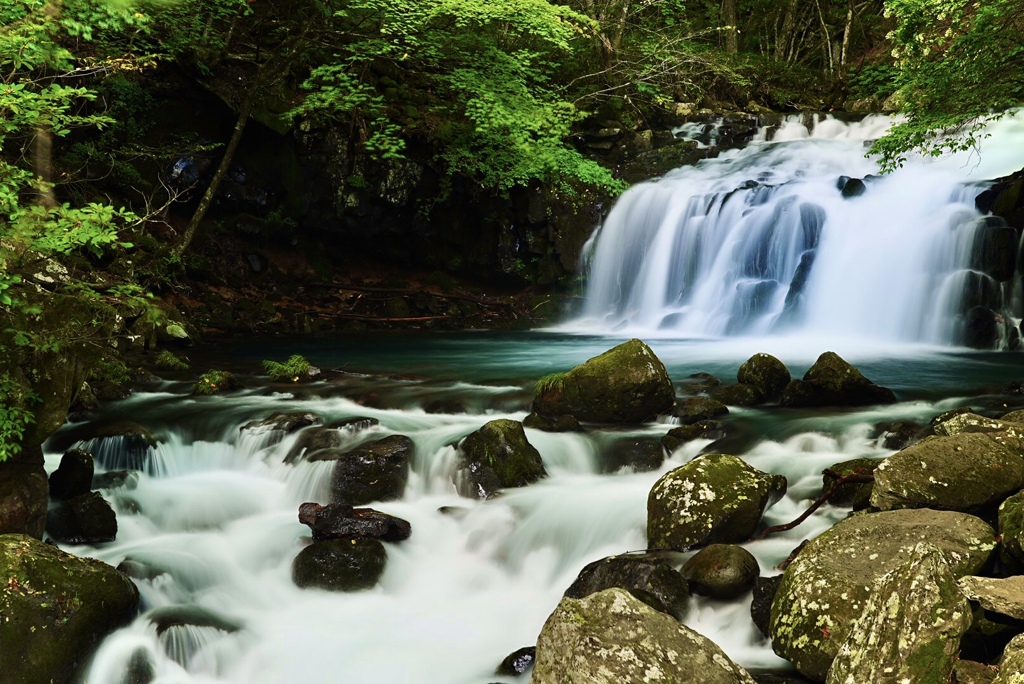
[814,0,834,73]
[840,0,855,68]
[775,0,800,61]
[723,0,739,53]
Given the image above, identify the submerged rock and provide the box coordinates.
[532,339,674,423]
[523,412,583,432]
[825,544,971,684]
[292,538,387,591]
[871,433,1024,512]
[48,449,94,501]
[600,437,665,473]
[682,544,759,600]
[769,509,995,681]
[46,491,117,544]
[455,419,546,499]
[648,454,786,551]
[737,353,791,402]
[782,352,896,407]
[661,420,730,452]
[0,534,139,684]
[316,435,413,505]
[564,552,691,619]
[532,588,756,684]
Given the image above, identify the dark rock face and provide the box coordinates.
[682,544,760,600]
[318,435,413,506]
[456,419,546,499]
[781,351,896,407]
[496,646,536,677]
[241,411,323,435]
[46,492,117,544]
[1000,490,1024,569]
[875,421,923,450]
[77,422,157,471]
[681,372,721,394]
[962,306,1000,349]
[674,396,729,424]
[92,470,139,491]
[751,575,783,638]
[0,458,48,537]
[48,449,94,501]
[0,534,140,684]
[284,422,380,465]
[532,339,674,424]
[564,553,691,619]
[969,216,1018,282]
[601,437,665,473]
[822,458,880,510]
[292,538,387,591]
[298,502,412,542]
[661,421,730,452]
[837,176,866,198]
[522,412,583,432]
[737,353,791,402]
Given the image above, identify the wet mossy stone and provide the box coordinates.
[708,383,763,407]
[680,372,721,394]
[48,449,94,501]
[953,660,997,684]
[284,425,347,464]
[564,552,691,620]
[0,459,49,537]
[601,437,665,473]
[737,353,791,402]
[875,420,924,450]
[241,411,323,435]
[455,419,546,499]
[871,433,1024,512]
[532,588,756,684]
[781,352,896,407]
[319,435,413,506]
[673,396,729,424]
[532,339,674,424]
[0,533,140,684]
[46,491,117,544]
[1002,409,1024,424]
[826,544,971,684]
[496,646,536,677]
[751,575,783,638]
[822,458,880,510]
[648,454,786,551]
[994,634,1024,684]
[523,412,583,432]
[999,490,1024,569]
[682,544,759,600]
[292,538,387,591]
[661,420,730,453]
[769,509,995,682]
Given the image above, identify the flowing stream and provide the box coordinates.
[60,112,1024,683]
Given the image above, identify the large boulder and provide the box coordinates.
[782,352,896,407]
[958,576,1024,621]
[648,454,786,551]
[770,509,996,681]
[315,435,413,506]
[737,353,791,402]
[455,419,546,499]
[48,449,94,501]
[826,544,971,684]
[46,491,117,544]
[994,634,1024,684]
[532,588,756,684]
[932,412,1024,439]
[673,396,729,424]
[564,553,691,619]
[682,544,759,600]
[870,433,1024,512]
[822,458,879,510]
[292,538,387,591]
[532,339,674,423]
[0,534,140,684]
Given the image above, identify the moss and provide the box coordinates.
[191,370,241,396]
[154,350,190,371]
[262,354,312,382]
[534,372,565,395]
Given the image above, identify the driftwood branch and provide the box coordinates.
[751,468,875,541]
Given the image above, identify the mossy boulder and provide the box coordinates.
[769,509,996,682]
[0,534,140,684]
[870,433,1024,512]
[46,492,117,544]
[738,353,791,402]
[647,454,786,551]
[682,544,760,600]
[958,575,1024,621]
[564,553,691,619]
[932,412,1024,439]
[825,544,971,684]
[708,383,763,407]
[782,352,896,407]
[673,396,729,424]
[954,660,998,684]
[822,458,879,510]
[48,449,94,501]
[994,634,1024,684]
[455,419,546,499]
[999,490,1024,568]
[316,435,413,505]
[292,538,387,591]
[532,339,674,424]
[532,588,756,684]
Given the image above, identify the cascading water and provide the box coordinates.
[570,112,1024,346]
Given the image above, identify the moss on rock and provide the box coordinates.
[737,353,790,402]
[456,419,546,498]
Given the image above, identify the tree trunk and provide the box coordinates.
[723,0,739,53]
[775,0,800,61]
[840,0,855,68]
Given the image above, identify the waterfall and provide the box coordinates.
[571,112,1024,346]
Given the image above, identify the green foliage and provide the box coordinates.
[847,63,899,101]
[262,354,312,382]
[0,374,35,462]
[535,371,565,394]
[155,350,190,370]
[89,354,132,385]
[192,370,238,396]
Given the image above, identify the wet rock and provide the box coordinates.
[292,538,387,591]
[994,634,1024,684]
[496,646,535,677]
[737,353,791,402]
[564,552,691,619]
[46,491,117,544]
[601,437,665,473]
[673,396,729,424]
[837,176,866,198]
[283,422,378,465]
[532,588,756,684]
[963,307,1000,349]
[298,502,412,542]
[121,647,155,684]
[532,339,674,424]
[953,660,997,684]
[826,544,971,684]
[959,576,1024,621]
[871,433,1024,512]
[648,454,786,551]
[932,412,1024,440]
[48,449,94,501]
[91,470,139,491]
[970,217,1018,282]
[148,604,242,635]
[661,420,730,452]
[751,575,783,638]
[682,544,759,600]
[318,435,413,506]
[708,383,763,407]
[241,411,323,435]
[0,533,139,684]
[681,372,722,394]
[781,352,896,407]
[1002,408,1024,423]
[769,509,995,681]
[522,412,583,432]
[822,458,880,510]
[874,420,923,450]
[79,422,157,471]
[999,491,1024,568]
[455,419,546,499]
[424,398,468,414]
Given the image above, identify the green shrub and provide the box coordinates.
[262,355,312,382]
[192,370,239,395]
[155,350,190,370]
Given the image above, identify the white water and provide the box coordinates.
[569,112,1024,344]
